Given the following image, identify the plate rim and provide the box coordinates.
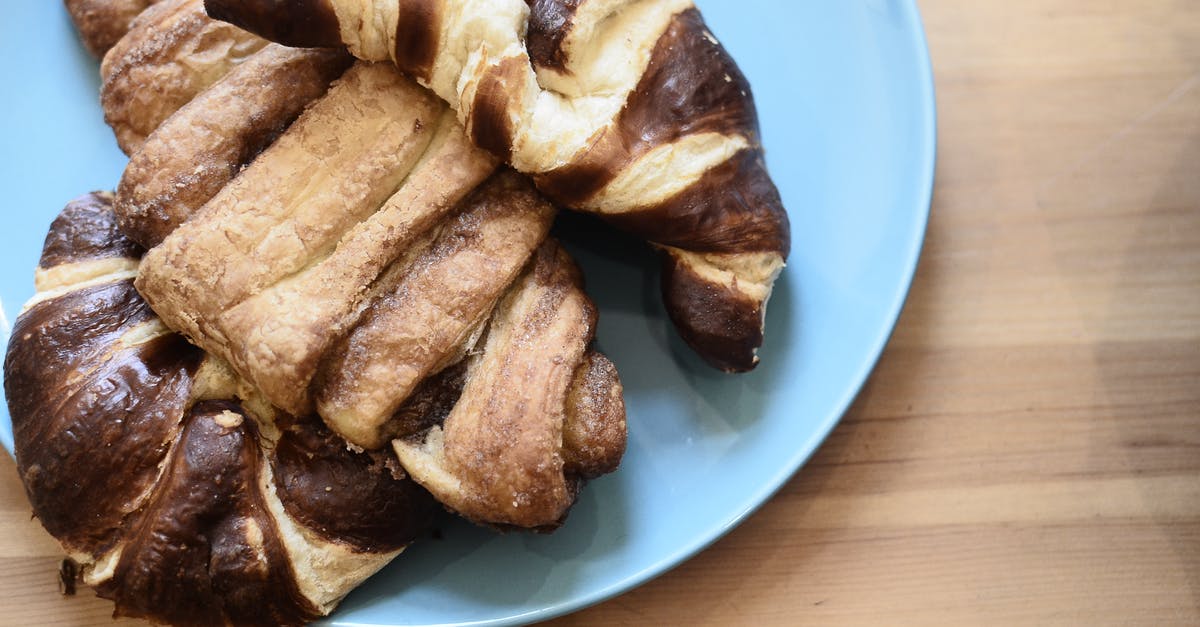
[0,1,937,625]
[332,0,938,625]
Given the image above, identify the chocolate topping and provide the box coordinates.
[39,193,143,268]
[205,0,343,48]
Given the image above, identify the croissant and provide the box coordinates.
[5,194,439,625]
[94,2,628,525]
[204,0,792,373]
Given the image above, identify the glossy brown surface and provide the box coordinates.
[603,149,789,256]
[39,192,143,267]
[393,0,440,81]
[660,250,763,373]
[536,9,762,209]
[6,200,440,625]
[469,57,524,158]
[7,280,200,551]
[524,0,579,71]
[200,0,790,374]
[272,416,438,552]
[8,2,1198,624]
[97,401,318,627]
[205,0,342,48]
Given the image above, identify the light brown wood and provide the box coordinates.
[3,0,1198,625]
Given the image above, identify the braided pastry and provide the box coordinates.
[95,6,627,523]
[205,0,791,372]
[101,0,269,154]
[6,194,438,625]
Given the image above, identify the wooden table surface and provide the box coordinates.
[3,1,1198,625]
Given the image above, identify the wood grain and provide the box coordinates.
[2,0,1198,625]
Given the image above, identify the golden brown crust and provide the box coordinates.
[115,44,351,248]
[393,241,624,528]
[135,63,481,422]
[315,171,555,448]
[563,351,626,479]
[97,10,625,532]
[101,0,267,154]
[64,0,158,57]
[203,0,791,372]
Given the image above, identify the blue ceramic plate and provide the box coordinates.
[0,1,934,625]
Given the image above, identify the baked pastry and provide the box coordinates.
[205,0,792,372]
[93,6,628,525]
[64,0,158,56]
[394,242,626,528]
[101,0,270,154]
[5,194,438,626]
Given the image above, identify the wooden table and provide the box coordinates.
[2,1,1197,624]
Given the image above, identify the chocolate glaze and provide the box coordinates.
[7,280,201,551]
[602,149,791,255]
[272,416,438,552]
[99,401,319,626]
[39,193,143,268]
[394,0,440,81]
[525,0,581,72]
[470,57,525,158]
[660,251,764,372]
[205,0,343,48]
[536,8,762,209]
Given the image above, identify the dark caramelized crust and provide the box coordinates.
[64,0,158,57]
[601,149,790,256]
[469,56,525,158]
[98,402,320,627]
[536,9,760,207]
[205,0,343,48]
[393,0,441,81]
[661,250,765,372]
[39,192,143,267]
[7,198,441,625]
[83,6,628,539]
[7,281,201,552]
[272,417,438,552]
